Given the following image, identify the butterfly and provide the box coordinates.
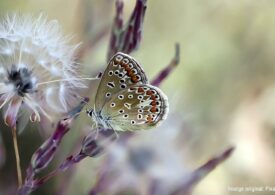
[87,52,169,131]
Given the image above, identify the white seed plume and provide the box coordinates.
[0,14,85,131]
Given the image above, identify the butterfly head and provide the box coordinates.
[86,108,99,127]
[86,108,94,117]
[86,107,110,130]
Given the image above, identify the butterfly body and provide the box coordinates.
[89,52,169,132]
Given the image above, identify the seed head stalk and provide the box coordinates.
[12,127,23,187]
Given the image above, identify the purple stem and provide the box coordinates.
[170,147,235,195]
[122,0,146,53]
[59,152,87,172]
[19,153,88,195]
[0,138,5,168]
[108,0,147,59]
[32,128,116,191]
[88,132,134,195]
[34,152,87,187]
[30,118,73,178]
[19,128,116,195]
[18,119,74,195]
[88,158,112,195]
[151,43,180,87]
[18,99,88,195]
[108,0,124,60]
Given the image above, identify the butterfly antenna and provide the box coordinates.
[35,71,102,87]
[74,95,94,110]
[68,111,82,119]
[65,96,88,119]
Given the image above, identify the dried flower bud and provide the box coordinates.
[31,119,72,173]
[81,128,117,157]
[108,0,147,59]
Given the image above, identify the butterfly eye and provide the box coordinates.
[156,101,160,105]
[123,114,128,118]
[110,102,116,107]
[120,79,125,83]
[128,63,134,68]
[86,109,93,116]
[136,75,141,80]
[131,120,136,124]
[128,94,133,99]
[138,109,143,113]
[118,73,124,78]
[114,70,119,75]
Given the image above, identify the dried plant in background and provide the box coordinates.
[0,13,85,188]
[0,14,85,129]
[107,0,147,59]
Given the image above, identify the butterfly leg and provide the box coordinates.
[112,128,119,140]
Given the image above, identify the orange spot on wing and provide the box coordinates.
[146,90,153,96]
[131,76,138,83]
[121,60,128,66]
[150,107,157,113]
[138,87,145,93]
[146,115,153,123]
[125,66,131,72]
[128,72,134,77]
[150,101,157,106]
[121,63,127,68]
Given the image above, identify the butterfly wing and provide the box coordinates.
[100,84,169,131]
[95,52,148,112]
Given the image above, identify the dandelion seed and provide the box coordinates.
[0,14,85,131]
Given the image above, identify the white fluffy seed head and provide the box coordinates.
[0,13,85,130]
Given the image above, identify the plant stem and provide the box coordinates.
[12,127,23,187]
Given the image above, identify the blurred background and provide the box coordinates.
[1,0,275,194]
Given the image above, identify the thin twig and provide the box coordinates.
[12,127,23,187]
[151,43,180,87]
[170,146,235,195]
[34,153,87,188]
